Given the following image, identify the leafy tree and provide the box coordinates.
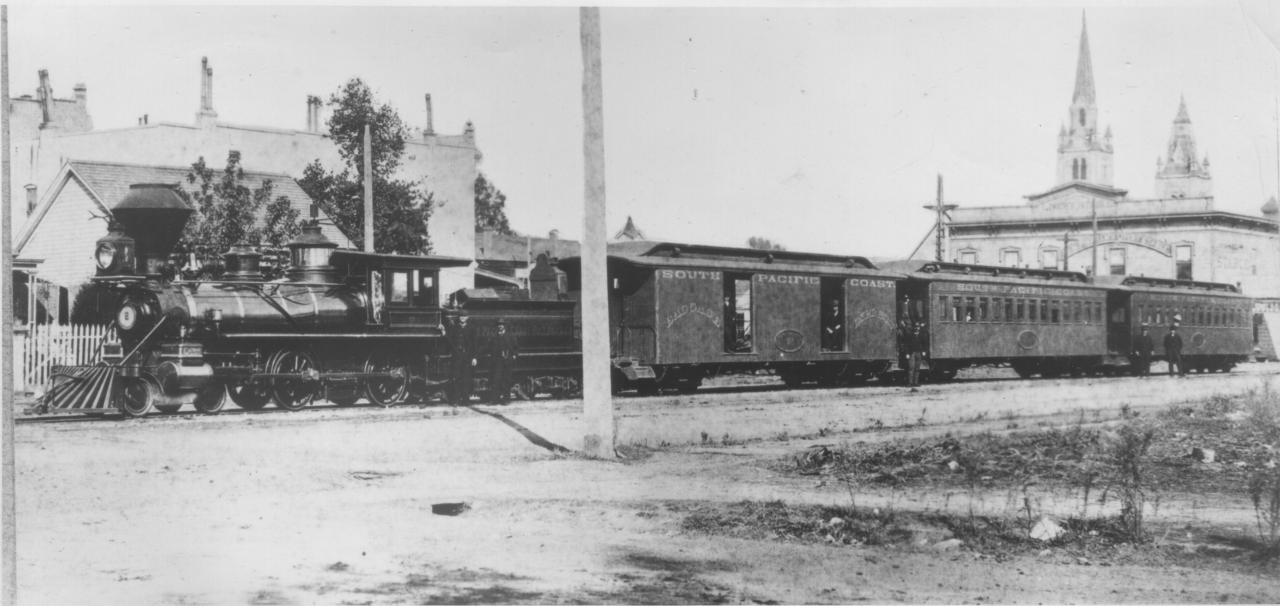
[299,78,433,254]
[173,151,302,274]
[747,236,786,251]
[475,171,512,234]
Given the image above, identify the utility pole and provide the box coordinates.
[363,124,374,253]
[1063,232,1070,271]
[579,7,615,458]
[1091,198,1099,276]
[2,6,17,604]
[921,174,958,262]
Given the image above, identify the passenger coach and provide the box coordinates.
[893,262,1112,378]
[1103,276,1253,373]
[560,242,902,393]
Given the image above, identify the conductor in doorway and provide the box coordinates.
[447,310,479,404]
[1163,324,1185,377]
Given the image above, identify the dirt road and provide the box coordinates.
[15,365,1280,604]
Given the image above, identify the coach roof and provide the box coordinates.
[564,241,900,278]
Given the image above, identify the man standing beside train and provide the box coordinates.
[1164,324,1185,378]
[1133,323,1154,378]
[487,318,519,404]
[447,310,479,404]
[905,321,925,388]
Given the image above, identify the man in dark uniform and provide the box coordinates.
[447,310,478,404]
[1133,323,1154,377]
[1163,324,1185,377]
[906,321,925,387]
[487,318,520,404]
[821,297,844,351]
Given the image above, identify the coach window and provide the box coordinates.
[992,297,1003,321]
[1108,248,1126,276]
[368,270,386,324]
[1096,302,1104,323]
[1175,245,1193,280]
[415,271,439,307]
[1029,298,1038,322]
[1016,299,1026,321]
[1040,300,1049,323]
[964,297,976,321]
[1004,298,1014,322]
[389,270,411,305]
[950,296,962,322]
[1073,300,1082,323]
[820,278,845,351]
[723,274,753,353]
[979,297,989,321]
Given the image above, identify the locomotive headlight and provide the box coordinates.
[95,242,117,270]
[116,304,138,331]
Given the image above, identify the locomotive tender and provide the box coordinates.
[48,183,580,416]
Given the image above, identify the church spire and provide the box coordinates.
[1055,11,1113,187]
[1073,12,1096,104]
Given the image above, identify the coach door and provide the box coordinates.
[1106,291,1131,355]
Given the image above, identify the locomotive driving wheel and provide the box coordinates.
[116,375,160,418]
[228,382,271,410]
[363,352,409,407]
[269,350,319,411]
[193,382,228,414]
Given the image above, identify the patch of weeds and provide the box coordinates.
[1248,463,1280,556]
[1101,422,1156,542]
[721,433,738,446]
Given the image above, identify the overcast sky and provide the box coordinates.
[7,3,1280,258]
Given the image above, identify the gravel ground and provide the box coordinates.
[13,362,1280,604]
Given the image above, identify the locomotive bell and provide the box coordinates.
[111,184,193,277]
[285,222,339,282]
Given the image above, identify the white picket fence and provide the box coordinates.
[15,324,115,393]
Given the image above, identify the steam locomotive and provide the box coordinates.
[47,183,580,416]
[44,183,1255,418]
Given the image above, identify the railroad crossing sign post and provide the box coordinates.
[579,7,616,458]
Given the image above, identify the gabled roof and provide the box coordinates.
[1025,180,1128,203]
[17,158,352,253]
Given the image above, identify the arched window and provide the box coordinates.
[1080,158,1088,180]
[1071,158,1079,180]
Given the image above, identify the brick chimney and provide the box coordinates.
[306,95,322,132]
[196,57,218,126]
[37,69,52,127]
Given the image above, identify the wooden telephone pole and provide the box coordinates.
[579,7,615,458]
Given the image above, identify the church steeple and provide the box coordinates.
[1072,14,1096,105]
[1056,11,1114,187]
[1155,94,1212,198]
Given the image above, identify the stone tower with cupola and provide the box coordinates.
[1056,13,1114,187]
[1154,96,1213,198]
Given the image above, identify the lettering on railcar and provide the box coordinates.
[950,283,1097,297]
[847,278,895,289]
[853,308,892,328]
[754,274,821,285]
[665,301,722,329]
[659,269,722,280]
